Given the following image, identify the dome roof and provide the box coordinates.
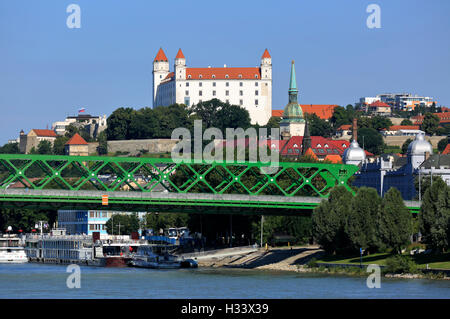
[407,133,433,155]
[281,103,304,123]
[343,140,366,163]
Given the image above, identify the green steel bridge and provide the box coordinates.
[0,154,420,215]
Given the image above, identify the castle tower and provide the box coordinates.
[174,48,186,80]
[152,48,169,107]
[280,61,305,137]
[260,49,272,80]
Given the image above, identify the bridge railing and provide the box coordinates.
[0,154,359,198]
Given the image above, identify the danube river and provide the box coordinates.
[0,263,449,298]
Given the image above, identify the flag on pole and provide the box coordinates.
[78,108,86,113]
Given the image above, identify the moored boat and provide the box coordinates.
[0,234,27,263]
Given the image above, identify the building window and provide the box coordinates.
[225,90,229,96]
[226,99,229,104]
[255,99,258,105]
[255,75,258,78]
[199,82,202,87]
[212,75,216,79]
[238,74,242,78]
[199,75,202,79]
[186,82,189,87]
[213,91,216,96]
[240,82,243,87]
[255,82,258,87]
[185,90,189,96]
[226,82,229,87]
[255,90,258,96]
[199,91,202,96]
[213,82,216,87]
[225,75,229,78]
[160,75,162,79]
[240,99,243,105]
[188,75,191,79]
[240,90,243,96]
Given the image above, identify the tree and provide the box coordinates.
[401,138,413,155]
[0,142,20,154]
[305,113,333,138]
[400,119,413,126]
[96,130,108,155]
[36,140,52,155]
[0,208,57,232]
[214,103,251,132]
[312,186,353,254]
[145,213,188,232]
[370,115,393,131]
[419,177,450,252]
[437,137,448,153]
[53,136,70,155]
[106,107,136,140]
[357,127,384,155]
[421,113,440,136]
[265,116,281,129]
[105,213,140,235]
[347,187,382,253]
[330,106,351,129]
[378,187,412,254]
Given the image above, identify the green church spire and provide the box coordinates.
[288,60,298,103]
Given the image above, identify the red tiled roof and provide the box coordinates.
[272,105,339,120]
[304,148,318,160]
[337,124,351,131]
[32,129,57,137]
[261,49,271,59]
[186,67,260,80]
[65,133,88,145]
[154,48,168,62]
[370,101,390,107]
[443,144,450,155]
[388,125,420,131]
[162,72,175,81]
[175,48,185,59]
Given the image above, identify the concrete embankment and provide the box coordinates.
[188,245,325,272]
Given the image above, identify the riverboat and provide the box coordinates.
[129,244,198,269]
[0,234,27,263]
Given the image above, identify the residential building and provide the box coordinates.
[368,101,391,115]
[358,93,436,111]
[152,48,272,125]
[52,114,107,138]
[381,125,423,137]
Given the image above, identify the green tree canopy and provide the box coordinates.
[106,107,136,140]
[401,138,413,155]
[0,142,20,154]
[400,119,413,126]
[370,116,393,131]
[305,113,333,138]
[105,213,140,235]
[437,137,449,153]
[419,176,450,252]
[36,140,52,155]
[421,113,440,136]
[357,127,384,155]
[378,187,412,254]
[53,136,70,155]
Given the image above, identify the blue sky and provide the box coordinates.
[1,0,449,143]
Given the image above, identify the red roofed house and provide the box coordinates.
[412,112,450,125]
[368,101,391,115]
[382,125,422,136]
[65,133,89,156]
[272,104,338,121]
[443,143,450,155]
[19,129,58,154]
[153,48,273,125]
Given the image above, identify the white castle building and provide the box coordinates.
[152,48,273,125]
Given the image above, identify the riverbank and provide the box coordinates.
[195,245,450,280]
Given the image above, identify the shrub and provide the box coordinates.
[307,257,318,268]
[384,255,418,274]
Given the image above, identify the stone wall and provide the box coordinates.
[88,142,99,155]
[107,139,178,155]
[384,136,445,148]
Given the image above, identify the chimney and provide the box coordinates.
[352,118,358,142]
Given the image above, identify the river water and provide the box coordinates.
[0,263,449,299]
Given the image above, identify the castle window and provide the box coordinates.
[226,82,229,87]
[188,75,191,79]
[225,90,229,96]
[255,90,258,96]
[199,75,202,79]
[240,90,243,96]
[199,82,202,87]
[199,90,202,96]
[238,74,242,78]
[255,82,258,87]
[226,99,229,104]
[212,75,216,79]
[213,91,216,96]
[160,75,162,79]
[255,75,258,78]
[240,100,243,105]
[225,75,229,78]
[255,99,258,105]
[186,82,189,87]
[240,82,243,87]
[185,90,189,96]
[213,82,216,87]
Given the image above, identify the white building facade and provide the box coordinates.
[153,48,272,125]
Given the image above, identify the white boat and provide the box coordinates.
[130,245,197,269]
[0,235,28,263]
